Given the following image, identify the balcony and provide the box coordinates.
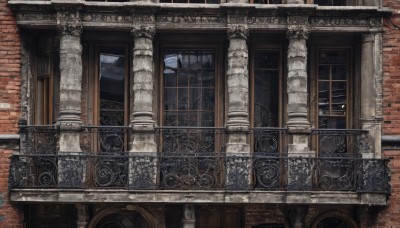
[9,125,390,205]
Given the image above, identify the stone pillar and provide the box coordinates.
[225,20,251,190]
[286,18,311,155]
[129,15,158,189]
[360,33,381,158]
[182,204,195,228]
[76,204,88,228]
[286,17,313,190]
[56,9,85,188]
[287,206,308,228]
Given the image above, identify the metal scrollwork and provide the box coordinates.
[254,157,281,189]
[94,156,128,187]
[160,154,222,189]
[35,157,57,186]
[161,129,215,153]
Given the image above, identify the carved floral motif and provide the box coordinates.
[57,11,82,36]
[227,24,249,39]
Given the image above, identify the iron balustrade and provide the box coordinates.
[12,125,390,193]
[9,153,390,193]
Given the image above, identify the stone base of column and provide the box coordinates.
[225,153,251,190]
[182,205,195,228]
[58,152,86,188]
[129,152,158,189]
[286,155,314,191]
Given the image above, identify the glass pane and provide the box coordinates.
[178,70,189,87]
[202,52,215,68]
[164,69,177,87]
[178,88,188,110]
[332,65,347,80]
[319,51,346,64]
[164,112,177,126]
[99,50,125,126]
[254,51,279,69]
[201,112,214,127]
[318,65,330,80]
[164,52,177,69]
[190,88,201,110]
[202,88,215,110]
[331,82,347,115]
[163,50,215,127]
[164,88,176,111]
[254,52,279,128]
[318,82,330,116]
[318,116,346,129]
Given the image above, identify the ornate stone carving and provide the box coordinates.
[57,11,82,36]
[82,13,133,23]
[248,16,286,25]
[287,16,308,25]
[287,25,310,40]
[227,24,249,40]
[132,24,155,39]
[156,15,226,24]
[309,17,371,27]
[227,14,247,24]
[17,12,56,21]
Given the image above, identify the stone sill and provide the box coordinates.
[10,189,387,206]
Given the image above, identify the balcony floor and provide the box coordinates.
[10,189,387,206]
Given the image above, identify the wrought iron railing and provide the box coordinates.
[9,153,391,193]
[156,127,226,153]
[311,129,371,156]
[12,125,390,194]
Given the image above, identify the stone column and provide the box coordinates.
[76,204,88,228]
[56,9,85,188]
[129,16,158,189]
[287,206,308,228]
[225,21,251,190]
[286,17,313,190]
[182,204,195,228]
[360,32,382,158]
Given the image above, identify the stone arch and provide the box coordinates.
[87,205,158,228]
[310,211,358,228]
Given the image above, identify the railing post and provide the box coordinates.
[225,14,251,190]
[55,3,85,188]
[129,12,158,189]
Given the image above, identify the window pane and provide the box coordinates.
[331,82,347,115]
[99,48,126,126]
[332,65,347,80]
[253,50,279,128]
[163,50,215,127]
[318,82,330,116]
[318,65,330,80]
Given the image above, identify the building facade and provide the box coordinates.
[0,0,398,227]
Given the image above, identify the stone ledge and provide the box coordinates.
[10,189,387,206]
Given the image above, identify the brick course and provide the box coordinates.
[0,0,24,227]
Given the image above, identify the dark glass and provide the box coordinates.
[318,116,346,129]
[332,65,347,80]
[318,51,347,64]
[254,51,279,69]
[254,51,279,128]
[331,82,347,115]
[318,65,330,80]
[316,217,348,228]
[99,49,125,126]
[163,50,215,127]
[318,82,329,116]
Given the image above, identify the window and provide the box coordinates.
[250,0,281,4]
[160,47,222,154]
[316,49,350,129]
[34,37,60,125]
[309,0,346,6]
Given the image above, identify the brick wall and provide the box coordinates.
[0,0,24,227]
[379,0,400,227]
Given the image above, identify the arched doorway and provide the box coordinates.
[88,206,157,228]
[311,211,358,228]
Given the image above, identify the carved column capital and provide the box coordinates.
[287,25,309,40]
[227,24,249,40]
[57,11,82,36]
[132,24,155,39]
